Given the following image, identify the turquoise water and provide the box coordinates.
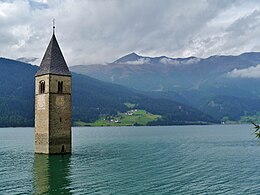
[1,125,260,194]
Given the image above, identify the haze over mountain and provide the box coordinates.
[71,52,260,121]
[0,57,214,127]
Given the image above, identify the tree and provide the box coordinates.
[252,122,260,138]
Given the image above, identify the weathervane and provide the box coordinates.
[52,18,55,34]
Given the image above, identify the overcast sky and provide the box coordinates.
[0,0,260,65]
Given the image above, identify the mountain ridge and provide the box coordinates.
[71,51,260,121]
[0,57,215,127]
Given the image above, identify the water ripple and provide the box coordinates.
[1,125,260,194]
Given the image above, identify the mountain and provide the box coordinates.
[16,57,38,63]
[71,52,260,121]
[113,52,141,64]
[0,57,215,127]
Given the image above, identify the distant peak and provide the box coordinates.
[122,52,141,58]
[112,52,202,66]
[113,52,142,64]
[128,52,139,57]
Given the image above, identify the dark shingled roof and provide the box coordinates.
[35,34,71,77]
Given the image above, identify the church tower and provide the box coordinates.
[35,29,72,154]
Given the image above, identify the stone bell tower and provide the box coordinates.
[35,27,72,154]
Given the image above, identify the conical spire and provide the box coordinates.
[35,34,71,77]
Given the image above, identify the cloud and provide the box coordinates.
[160,58,180,65]
[125,58,150,65]
[0,0,260,65]
[228,64,260,78]
[159,57,200,65]
[16,57,38,63]
[32,0,48,3]
[186,3,260,58]
[29,0,48,10]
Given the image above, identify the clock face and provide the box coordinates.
[55,96,65,107]
[37,95,45,110]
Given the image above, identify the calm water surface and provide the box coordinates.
[0,125,260,194]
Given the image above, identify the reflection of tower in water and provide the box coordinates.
[33,154,71,194]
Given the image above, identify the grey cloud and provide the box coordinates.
[227,10,260,35]
[0,0,259,65]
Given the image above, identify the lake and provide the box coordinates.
[0,125,260,194]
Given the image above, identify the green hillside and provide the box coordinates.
[0,57,216,127]
[76,109,161,126]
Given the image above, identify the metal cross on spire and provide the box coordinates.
[52,18,55,34]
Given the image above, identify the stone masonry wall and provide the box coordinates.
[35,75,50,154]
[35,74,72,154]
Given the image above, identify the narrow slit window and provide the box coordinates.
[58,81,63,93]
[39,81,45,94]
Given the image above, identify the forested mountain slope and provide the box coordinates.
[0,57,215,127]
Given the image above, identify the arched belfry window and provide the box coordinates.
[39,81,45,94]
[58,81,63,93]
